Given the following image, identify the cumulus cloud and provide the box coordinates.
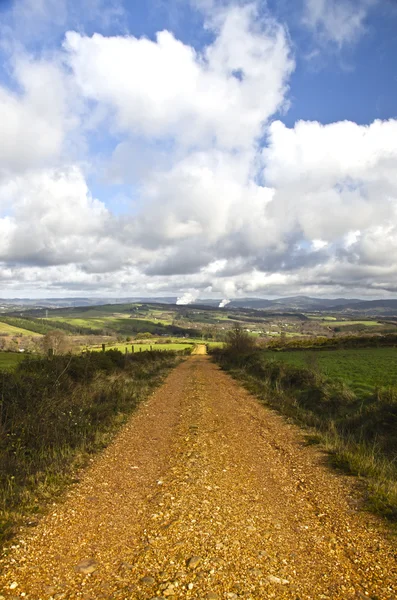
[0,58,73,177]
[63,4,294,150]
[0,0,396,300]
[263,118,397,243]
[0,167,113,267]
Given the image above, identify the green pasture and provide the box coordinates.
[307,315,337,321]
[0,321,41,336]
[265,347,397,398]
[44,314,185,335]
[45,316,113,329]
[307,316,382,326]
[0,352,24,371]
[131,316,172,325]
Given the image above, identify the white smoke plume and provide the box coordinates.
[176,291,200,305]
[219,299,230,308]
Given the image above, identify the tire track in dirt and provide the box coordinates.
[0,357,396,599]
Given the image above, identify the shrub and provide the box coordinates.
[0,349,178,544]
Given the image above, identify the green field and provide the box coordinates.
[265,347,397,398]
[0,352,24,371]
[46,316,116,329]
[307,316,382,326]
[43,313,194,336]
[0,322,41,336]
[308,315,337,321]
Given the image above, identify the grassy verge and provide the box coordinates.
[211,344,397,523]
[0,352,24,371]
[0,349,179,546]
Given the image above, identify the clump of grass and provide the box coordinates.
[0,350,178,545]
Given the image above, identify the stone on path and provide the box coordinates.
[268,574,289,585]
[186,555,202,569]
[74,558,98,575]
[140,575,156,584]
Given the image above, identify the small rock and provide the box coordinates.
[268,575,289,585]
[186,555,202,569]
[188,583,194,590]
[44,585,56,594]
[9,582,18,590]
[74,558,98,575]
[141,576,156,585]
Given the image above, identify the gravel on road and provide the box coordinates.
[0,356,396,599]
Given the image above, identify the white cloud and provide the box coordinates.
[263,118,397,242]
[0,58,71,177]
[1,1,397,299]
[303,0,376,46]
[64,4,294,150]
[0,167,112,266]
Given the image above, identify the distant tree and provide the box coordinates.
[9,337,19,352]
[225,326,256,355]
[42,330,70,355]
[135,332,153,339]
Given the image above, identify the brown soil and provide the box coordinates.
[0,357,396,599]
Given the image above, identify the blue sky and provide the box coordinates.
[0,0,396,299]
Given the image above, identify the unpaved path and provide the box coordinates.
[191,344,207,355]
[1,357,396,599]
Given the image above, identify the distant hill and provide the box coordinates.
[1,295,397,317]
[227,296,362,311]
[0,297,178,312]
[330,299,397,316]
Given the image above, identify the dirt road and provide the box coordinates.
[1,357,396,599]
[191,344,207,355]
